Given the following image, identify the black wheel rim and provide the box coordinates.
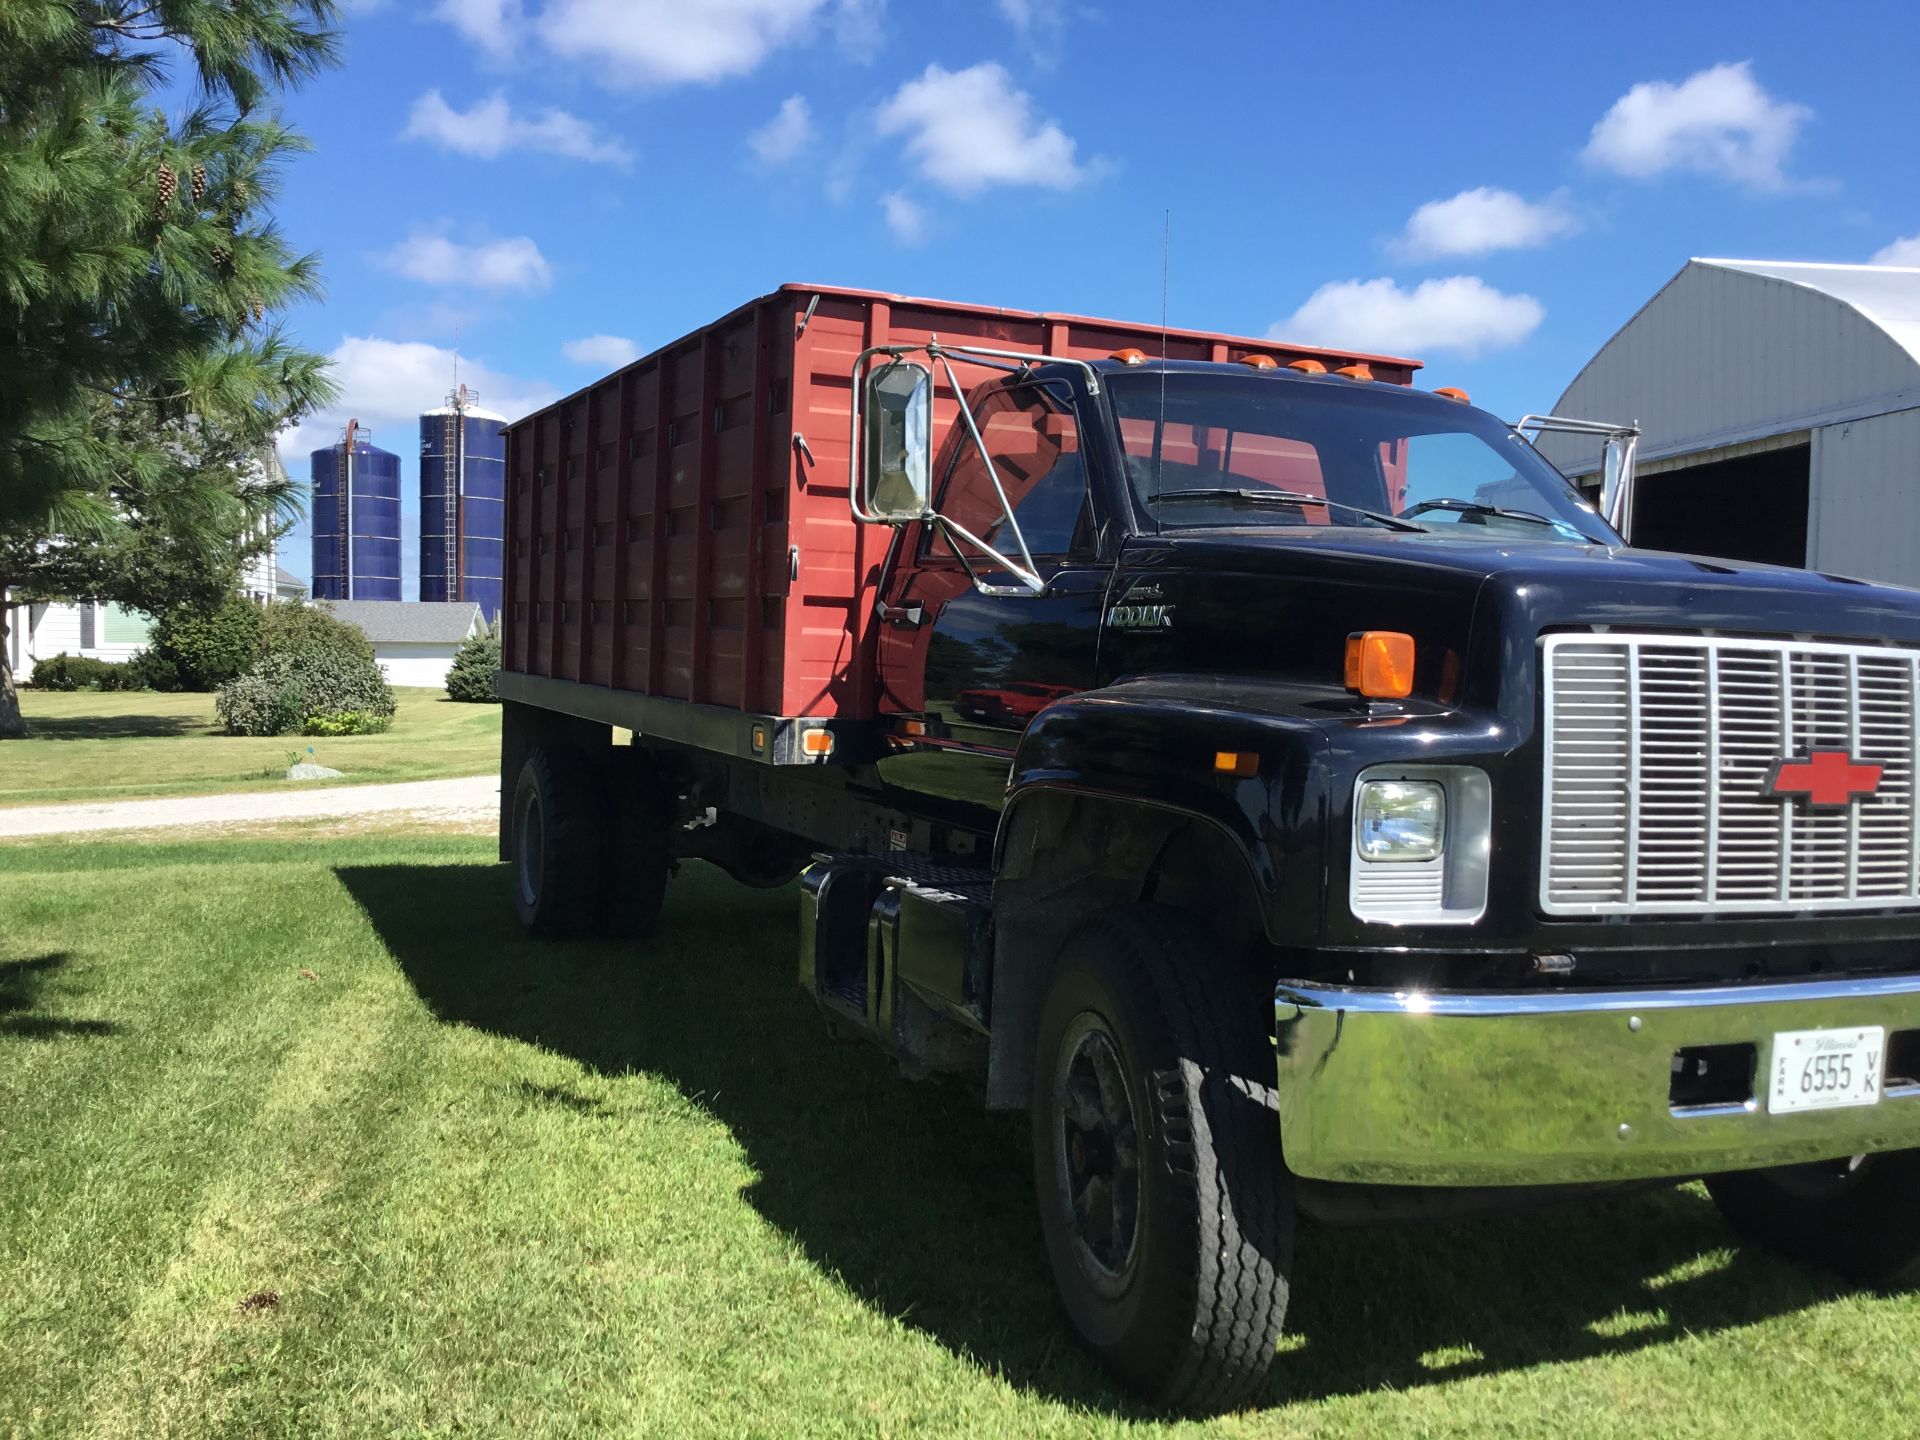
[517,790,545,910]
[1052,1012,1142,1294]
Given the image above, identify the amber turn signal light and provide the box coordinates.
[1344,631,1416,699]
[1214,750,1259,778]
[802,728,835,756]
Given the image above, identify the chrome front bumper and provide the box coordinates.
[1273,974,1920,1186]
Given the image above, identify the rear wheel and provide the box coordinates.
[511,746,604,938]
[1030,905,1292,1413]
[1707,1148,1920,1287]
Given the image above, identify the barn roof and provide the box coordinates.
[1544,258,1920,477]
[324,601,484,644]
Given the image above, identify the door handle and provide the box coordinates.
[876,599,924,627]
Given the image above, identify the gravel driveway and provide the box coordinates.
[0,774,499,839]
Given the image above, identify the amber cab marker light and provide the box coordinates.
[1344,631,1416,700]
[1286,358,1327,374]
[1110,347,1149,366]
[1214,750,1259,778]
[1334,362,1375,382]
[1238,353,1279,370]
[1434,386,1471,404]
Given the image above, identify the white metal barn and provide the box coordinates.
[1544,258,1920,585]
[326,600,486,690]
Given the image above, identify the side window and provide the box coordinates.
[930,383,1088,565]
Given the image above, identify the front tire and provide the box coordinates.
[1707,1148,1920,1287]
[511,746,604,938]
[1030,905,1292,1413]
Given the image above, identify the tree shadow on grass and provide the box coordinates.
[23,712,206,740]
[0,953,119,1039]
[340,861,1857,1418]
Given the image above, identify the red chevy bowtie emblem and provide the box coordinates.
[1765,750,1884,808]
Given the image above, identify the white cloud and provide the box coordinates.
[538,0,826,86]
[880,191,926,245]
[876,62,1084,195]
[1273,276,1544,359]
[830,0,885,62]
[432,0,523,58]
[376,232,554,293]
[1582,61,1811,190]
[1394,187,1580,260]
[404,89,632,166]
[280,336,557,469]
[995,0,1064,58]
[563,334,642,368]
[1871,234,1920,267]
[747,95,814,166]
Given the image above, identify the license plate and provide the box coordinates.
[1768,1026,1885,1114]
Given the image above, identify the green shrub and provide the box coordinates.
[123,649,181,692]
[30,653,130,690]
[444,623,501,703]
[215,605,396,737]
[302,709,390,737]
[259,599,375,667]
[152,597,263,690]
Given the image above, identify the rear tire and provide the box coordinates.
[1707,1148,1920,1287]
[511,746,604,938]
[1029,905,1292,1413]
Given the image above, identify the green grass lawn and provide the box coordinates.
[2,688,501,807]
[3,831,1917,1438]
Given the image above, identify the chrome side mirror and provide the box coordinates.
[1600,429,1639,542]
[858,360,933,524]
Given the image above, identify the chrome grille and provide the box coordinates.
[1542,634,1920,915]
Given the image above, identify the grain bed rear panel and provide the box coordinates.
[504,282,1420,722]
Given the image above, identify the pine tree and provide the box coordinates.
[0,1,340,737]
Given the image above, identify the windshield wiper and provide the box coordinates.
[1150,487,1425,533]
[1400,498,1572,532]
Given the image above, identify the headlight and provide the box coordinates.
[1356,780,1445,862]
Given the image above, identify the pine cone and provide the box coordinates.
[153,162,177,219]
[211,242,232,273]
[249,295,265,324]
[190,164,208,203]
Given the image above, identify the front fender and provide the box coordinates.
[996,675,1344,943]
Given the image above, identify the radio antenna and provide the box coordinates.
[1152,208,1170,497]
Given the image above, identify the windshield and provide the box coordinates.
[1111,373,1615,545]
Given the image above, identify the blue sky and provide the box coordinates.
[261,0,1920,588]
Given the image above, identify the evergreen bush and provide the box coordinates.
[444,623,502,703]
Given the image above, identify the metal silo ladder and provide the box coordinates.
[443,404,461,601]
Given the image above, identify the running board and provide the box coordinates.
[798,854,991,1074]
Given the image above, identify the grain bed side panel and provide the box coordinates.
[501,282,1425,719]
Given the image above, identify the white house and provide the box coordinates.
[4,568,304,681]
[326,600,486,689]
[3,599,152,678]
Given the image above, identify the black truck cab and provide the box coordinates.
[504,345,1920,1412]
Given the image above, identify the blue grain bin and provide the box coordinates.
[309,431,402,602]
[419,396,508,622]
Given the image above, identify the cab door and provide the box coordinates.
[875,378,1113,816]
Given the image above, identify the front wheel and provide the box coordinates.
[1029,905,1293,1413]
[1707,1148,1920,1287]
